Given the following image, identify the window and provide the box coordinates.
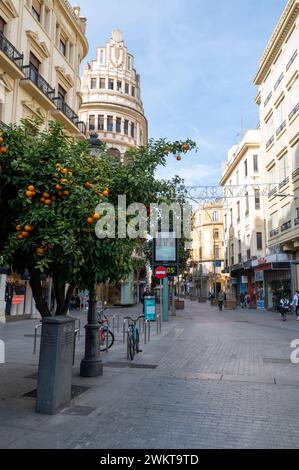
[270,211,278,231]
[224,214,227,232]
[245,192,249,215]
[29,52,41,73]
[89,115,95,131]
[0,16,6,34]
[265,114,274,139]
[212,211,219,222]
[244,159,248,177]
[236,170,239,186]
[124,120,129,135]
[255,189,261,210]
[125,83,129,94]
[268,165,276,185]
[98,115,104,131]
[214,245,220,259]
[117,81,122,92]
[91,78,97,89]
[253,155,259,173]
[99,50,105,64]
[116,117,121,133]
[58,84,67,101]
[237,201,240,220]
[230,208,233,225]
[32,0,41,22]
[276,98,285,128]
[59,39,66,56]
[289,79,299,112]
[99,78,105,89]
[286,27,297,62]
[131,86,135,97]
[213,229,219,239]
[127,56,131,70]
[131,122,135,138]
[279,153,289,182]
[69,44,74,66]
[256,232,263,250]
[107,116,113,132]
[108,79,114,90]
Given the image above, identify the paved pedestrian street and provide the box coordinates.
[1,301,299,449]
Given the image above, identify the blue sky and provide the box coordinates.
[76,0,287,187]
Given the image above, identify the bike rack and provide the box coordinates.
[123,318,129,344]
[72,328,80,365]
[144,320,151,344]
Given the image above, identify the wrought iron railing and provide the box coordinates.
[0,120,10,131]
[22,65,55,101]
[53,97,86,133]
[276,120,286,136]
[268,187,277,198]
[270,228,279,237]
[281,220,292,232]
[0,31,23,69]
[266,135,274,149]
[293,168,299,179]
[286,50,298,71]
[289,102,299,121]
[279,177,289,189]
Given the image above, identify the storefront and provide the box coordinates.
[252,255,292,311]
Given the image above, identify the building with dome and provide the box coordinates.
[79,29,148,160]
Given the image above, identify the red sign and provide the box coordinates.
[155,266,167,280]
[12,295,25,306]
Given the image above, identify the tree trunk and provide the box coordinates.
[28,267,50,318]
[62,283,76,315]
[53,275,66,316]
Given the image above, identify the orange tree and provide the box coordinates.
[0,120,196,317]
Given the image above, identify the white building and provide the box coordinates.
[79,29,148,160]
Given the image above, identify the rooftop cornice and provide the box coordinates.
[220,141,260,186]
[57,0,89,58]
[254,0,299,85]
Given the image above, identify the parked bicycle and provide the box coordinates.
[97,306,115,352]
[124,315,144,360]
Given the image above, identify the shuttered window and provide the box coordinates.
[0,17,6,34]
[32,0,41,21]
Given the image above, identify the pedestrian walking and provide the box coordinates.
[244,293,250,308]
[218,290,225,311]
[279,296,290,321]
[291,290,299,320]
[240,292,245,309]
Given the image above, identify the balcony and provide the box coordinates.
[293,168,299,179]
[286,50,297,71]
[268,186,277,199]
[0,31,24,79]
[281,220,292,232]
[276,120,286,136]
[52,97,86,137]
[270,228,279,237]
[266,135,274,150]
[21,65,56,111]
[279,177,289,189]
[289,103,299,121]
[0,121,10,131]
[295,217,299,226]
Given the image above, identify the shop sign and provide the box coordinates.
[255,271,264,282]
[241,276,248,284]
[231,278,238,285]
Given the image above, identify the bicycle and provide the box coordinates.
[97,307,115,352]
[124,315,144,361]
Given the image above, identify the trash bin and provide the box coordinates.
[144,296,156,321]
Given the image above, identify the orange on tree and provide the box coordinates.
[28,185,35,192]
[26,191,33,198]
[60,178,68,184]
[177,154,182,161]
[17,234,24,240]
[0,137,4,144]
[51,196,56,201]
[0,146,7,153]
[36,248,45,255]
[44,199,52,206]
[93,213,101,220]
[182,143,189,152]
[87,217,94,225]
[43,192,50,198]
[163,148,170,155]
[16,225,22,231]
[40,197,45,202]
[21,231,29,237]
[63,190,70,197]
[25,225,34,232]
[85,182,92,189]
[31,191,36,197]
[55,184,62,191]
[103,189,109,197]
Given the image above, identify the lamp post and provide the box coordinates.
[80,134,104,378]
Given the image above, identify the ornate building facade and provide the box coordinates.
[79,29,148,160]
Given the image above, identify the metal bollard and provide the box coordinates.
[123,319,128,344]
[148,320,151,342]
[144,321,147,344]
[33,323,42,354]
[117,315,120,333]
[112,315,115,334]
[106,327,109,352]
[156,315,160,335]
[73,329,80,365]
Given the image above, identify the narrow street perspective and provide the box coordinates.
[1,300,299,449]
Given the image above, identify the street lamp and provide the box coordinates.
[80,134,104,378]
